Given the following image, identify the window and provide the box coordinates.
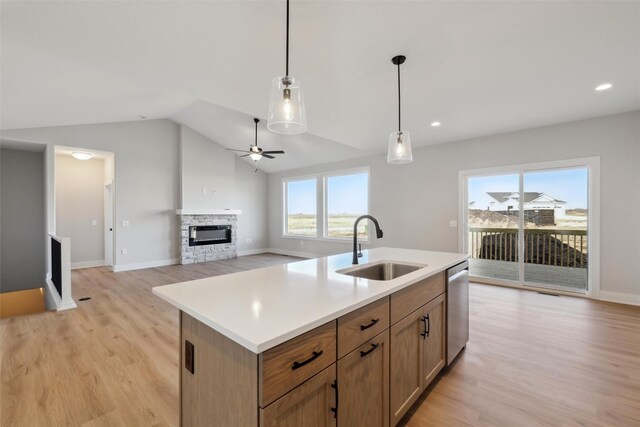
[284,178,317,236]
[283,168,369,241]
[326,171,369,239]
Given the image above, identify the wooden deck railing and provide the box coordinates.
[469,227,587,268]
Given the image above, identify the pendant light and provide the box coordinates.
[387,55,413,164]
[267,0,307,135]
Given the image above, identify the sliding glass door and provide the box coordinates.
[464,163,592,293]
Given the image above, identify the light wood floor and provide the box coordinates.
[1,254,639,426]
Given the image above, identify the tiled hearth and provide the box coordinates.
[178,212,239,264]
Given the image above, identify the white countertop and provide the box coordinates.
[152,247,468,353]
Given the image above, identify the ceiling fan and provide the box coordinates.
[227,118,285,162]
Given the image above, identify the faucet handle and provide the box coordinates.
[358,243,363,258]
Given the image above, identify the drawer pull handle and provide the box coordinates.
[360,343,380,358]
[360,318,380,331]
[292,350,323,370]
[420,315,430,340]
[330,380,338,418]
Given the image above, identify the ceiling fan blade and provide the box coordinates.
[226,148,250,153]
[240,154,251,158]
[262,154,275,159]
[262,151,285,154]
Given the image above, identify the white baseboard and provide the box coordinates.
[71,260,105,270]
[598,291,640,307]
[113,258,179,272]
[237,248,269,257]
[266,248,319,259]
[44,277,77,311]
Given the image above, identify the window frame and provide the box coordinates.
[282,166,371,243]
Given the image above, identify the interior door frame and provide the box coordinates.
[458,157,600,299]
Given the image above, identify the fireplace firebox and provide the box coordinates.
[188,225,232,246]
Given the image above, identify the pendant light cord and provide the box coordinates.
[397,62,401,133]
[285,0,290,78]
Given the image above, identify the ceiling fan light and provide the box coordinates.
[267,76,307,134]
[387,131,413,164]
[249,152,262,161]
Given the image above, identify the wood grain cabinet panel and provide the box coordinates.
[337,297,390,358]
[338,330,390,427]
[259,321,337,407]
[389,308,424,426]
[421,294,446,388]
[390,272,445,325]
[260,364,337,427]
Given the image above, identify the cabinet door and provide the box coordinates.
[389,309,424,426]
[260,364,337,427]
[338,330,389,427]
[421,294,446,388]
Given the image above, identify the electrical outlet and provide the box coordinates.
[121,249,127,255]
[246,238,252,243]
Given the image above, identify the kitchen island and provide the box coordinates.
[153,247,469,426]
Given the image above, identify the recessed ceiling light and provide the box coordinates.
[595,83,612,91]
[431,121,441,127]
[71,152,94,160]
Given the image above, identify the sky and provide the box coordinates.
[287,172,368,215]
[469,167,588,209]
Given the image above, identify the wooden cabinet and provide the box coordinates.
[389,306,424,426]
[259,321,336,407]
[180,271,450,427]
[338,330,389,427]
[260,364,337,427]
[389,293,446,426]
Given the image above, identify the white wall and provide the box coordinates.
[0,148,46,292]
[2,120,180,269]
[55,154,105,267]
[268,111,640,300]
[180,125,236,210]
[179,125,269,254]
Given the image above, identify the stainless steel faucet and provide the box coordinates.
[352,215,383,265]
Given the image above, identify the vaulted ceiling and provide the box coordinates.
[2,1,639,172]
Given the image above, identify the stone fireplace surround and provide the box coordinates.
[177,209,241,264]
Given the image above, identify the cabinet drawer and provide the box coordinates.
[259,321,336,407]
[337,297,389,359]
[390,272,445,325]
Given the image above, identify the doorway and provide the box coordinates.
[54,146,115,270]
[459,158,600,296]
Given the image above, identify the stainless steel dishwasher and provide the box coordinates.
[446,260,469,365]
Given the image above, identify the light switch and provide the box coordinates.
[202,187,207,194]
[91,219,97,226]
[121,249,127,255]
[449,220,458,228]
[121,220,129,227]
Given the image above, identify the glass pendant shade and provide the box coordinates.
[387,131,413,164]
[249,152,262,161]
[267,76,307,134]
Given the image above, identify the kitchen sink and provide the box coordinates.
[338,262,426,281]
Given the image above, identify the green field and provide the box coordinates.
[287,214,368,238]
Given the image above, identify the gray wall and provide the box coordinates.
[268,111,640,298]
[0,148,46,292]
[2,120,180,269]
[55,154,105,266]
[179,125,269,253]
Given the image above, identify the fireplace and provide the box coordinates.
[189,225,232,246]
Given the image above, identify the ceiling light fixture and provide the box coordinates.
[267,0,307,135]
[226,118,285,164]
[431,121,441,127]
[71,152,94,160]
[387,55,413,164]
[595,83,612,91]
